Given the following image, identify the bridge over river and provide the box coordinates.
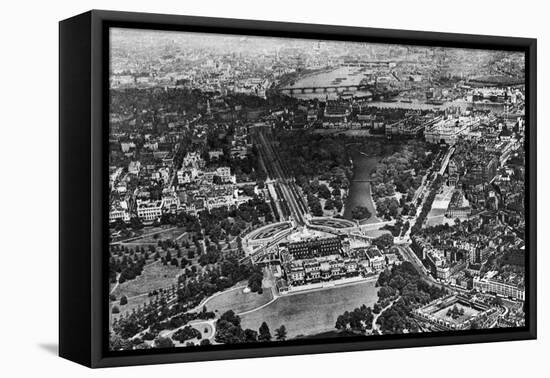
[279,84,372,95]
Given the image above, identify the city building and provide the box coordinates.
[473,275,525,300]
[287,236,342,259]
[424,116,480,145]
[136,200,164,222]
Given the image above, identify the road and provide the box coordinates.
[110,226,178,245]
[394,244,448,291]
[438,146,456,176]
[109,273,121,294]
[253,128,308,226]
[266,181,287,221]
[158,319,216,344]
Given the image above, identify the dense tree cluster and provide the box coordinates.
[153,336,175,349]
[176,258,261,309]
[273,131,355,215]
[335,305,374,333]
[370,143,433,201]
[372,233,394,250]
[306,193,323,216]
[172,326,202,343]
[375,197,400,220]
[109,253,147,285]
[275,131,353,180]
[198,244,221,266]
[247,265,264,293]
[374,300,417,334]
[112,297,215,342]
[411,175,444,235]
[380,218,410,238]
[197,196,274,244]
[110,258,259,344]
[351,206,371,220]
[160,212,201,232]
[375,262,447,334]
[214,311,279,344]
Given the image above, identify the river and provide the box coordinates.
[281,66,372,100]
[281,67,507,114]
[343,151,381,224]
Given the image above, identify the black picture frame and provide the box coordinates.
[59,9,537,368]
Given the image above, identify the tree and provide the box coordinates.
[324,198,334,211]
[154,337,175,349]
[219,310,241,327]
[275,325,287,341]
[120,295,128,306]
[112,305,120,314]
[200,339,211,346]
[318,184,331,199]
[373,233,394,250]
[352,206,371,220]
[248,271,263,293]
[491,296,503,307]
[243,329,258,342]
[109,334,132,351]
[215,320,244,344]
[258,322,272,342]
[172,326,201,343]
[334,198,343,212]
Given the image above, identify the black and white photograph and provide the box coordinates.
[2,0,548,375]
[107,27,529,351]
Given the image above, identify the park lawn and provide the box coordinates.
[112,261,182,299]
[109,293,151,327]
[363,229,392,238]
[205,286,273,315]
[240,280,379,339]
[425,213,456,227]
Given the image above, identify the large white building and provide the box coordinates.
[136,200,164,222]
[424,116,480,145]
[109,208,131,223]
[473,276,525,301]
[177,167,199,184]
[109,200,131,223]
[128,161,141,175]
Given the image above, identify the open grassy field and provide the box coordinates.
[205,286,274,315]
[111,261,182,298]
[110,293,151,327]
[363,229,392,238]
[240,280,379,338]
